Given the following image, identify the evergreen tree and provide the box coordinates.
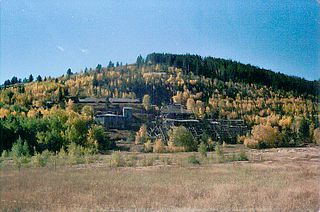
[28,74,34,82]
[36,75,42,82]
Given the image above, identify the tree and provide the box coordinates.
[11,136,29,158]
[251,124,279,148]
[153,138,165,153]
[36,75,42,82]
[136,55,144,67]
[135,125,148,144]
[28,74,34,82]
[67,68,73,76]
[198,142,207,157]
[142,94,151,111]
[299,117,310,140]
[81,105,94,118]
[107,61,114,68]
[87,125,112,151]
[36,130,63,152]
[168,126,196,151]
[11,76,18,85]
[96,64,102,73]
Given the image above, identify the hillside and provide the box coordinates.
[0,53,319,155]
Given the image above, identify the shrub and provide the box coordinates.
[67,143,85,164]
[13,156,30,170]
[313,128,320,145]
[87,124,112,152]
[135,125,148,144]
[251,124,279,148]
[215,143,225,163]
[237,135,246,144]
[11,137,30,158]
[198,142,207,158]
[244,138,260,149]
[187,154,200,165]
[125,154,138,167]
[110,151,125,167]
[144,140,153,153]
[238,150,249,161]
[153,138,165,153]
[168,126,197,151]
[161,157,172,165]
[139,156,154,166]
[1,150,9,158]
[31,150,52,167]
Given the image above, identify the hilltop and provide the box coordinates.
[0,53,319,155]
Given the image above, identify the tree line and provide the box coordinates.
[144,53,319,97]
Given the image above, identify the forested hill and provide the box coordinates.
[144,53,319,97]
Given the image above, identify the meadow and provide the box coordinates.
[1,145,319,211]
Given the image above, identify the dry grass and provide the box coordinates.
[1,146,319,211]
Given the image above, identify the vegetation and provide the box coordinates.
[0,53,319,157]
[1,146,319,211]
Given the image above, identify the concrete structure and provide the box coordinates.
[95,107,133,129]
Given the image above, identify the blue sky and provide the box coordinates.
[1,0,319,81]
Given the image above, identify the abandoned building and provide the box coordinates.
[160,104,193,119]
[147,118,249,144]
[108,98,140,105]
[95,107,134,129]
[78,97,107,104]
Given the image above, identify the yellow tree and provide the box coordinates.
[142,94,151,111]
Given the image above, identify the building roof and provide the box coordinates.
[78,97,107,103]
[160,104,192,114]
[109,98,140,103]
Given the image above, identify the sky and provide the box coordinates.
[0,0,319,82]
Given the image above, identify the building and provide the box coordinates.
[108,98,140,104]
[160,104,193,119]
[95,107,133,129]
[78,97,107,104]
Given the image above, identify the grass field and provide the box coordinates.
[1,145,319,211]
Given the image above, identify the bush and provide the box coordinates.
[153,138,165,153]
[313,128,320,145]
[198,142,207,158]
[1,150,9,158]
[144,140,153,153]
[31,150,52,167]
[251,124,279,148]
[67,143,86,164]
[13,156,30,170]
[168,126,197,151]
[215,143,225,163]
[125,154,138,167]
[110,151,125,167]
[238,150,249,161]
[187,154,200,165]
[11,137,30,158]
[244,138,260,149]
[139,156,155,166]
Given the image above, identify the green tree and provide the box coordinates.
[96,64,102,73]
[198,142,207,157]
[36,75,42,82]
[169,126,196,151]
[299,117,310,141]
[28,74,34,82]
[87,125,112,151]
[67,68,73,76]
[11,136,30,158]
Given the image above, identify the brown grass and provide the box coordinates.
[1,146,319,211]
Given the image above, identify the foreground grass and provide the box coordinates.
[1,146,319,211]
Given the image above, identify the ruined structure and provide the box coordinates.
[95,107,133,129]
